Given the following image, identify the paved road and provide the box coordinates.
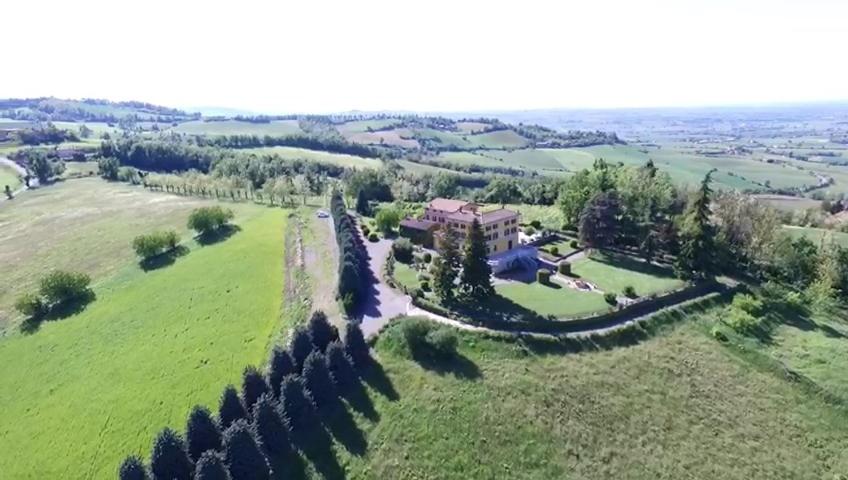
[356,234,411,338]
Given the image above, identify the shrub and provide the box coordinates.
[550,246,559,256]
[14,292,45,318]
[361,225,370,237]
[401,317,433,348]
[604,292,618,306]
[119,455,149,480]
[530,220,542,229]
[193,450,230,480]
[731,293,763,317]
[308,310,338,352]
[368,232,378,242]
[422,252,432,263]
[278,375,318,434]
[289,327,314,373]
[252,393,290,456]
[218,385,247,429]
[570,239,579,248]
[222,420,270,480]
[725,308,761,334]
[416,272,431,281]
[524,226,536,236]
[133,231,179,259]
[303,351,338,410]
[241,366,269,412]
[375,206,401,234]
[424,327,458,356]
[39,270,91,306]
[344,323,371,367]
[557,262,571,275]
[537,269,551,285]
[150,428,193,480]
[411,287,424,298]
[420,280,431,291]
[326,341,357,392]
[185,405,222,462]
[188,206,234,235]
[267,347,294,398]
[98,156,120,181]
[623,285,637,298]
[392,238,414,263]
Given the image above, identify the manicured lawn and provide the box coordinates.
[393,261,421,291]
[495,281,609,318]
[334,316,848,479]
[0,207,287,479]
[538,238,579,257]
[571,252,683,296]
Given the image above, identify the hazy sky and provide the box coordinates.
[5,0,846,113]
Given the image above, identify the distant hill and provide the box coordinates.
[0,97,200,123]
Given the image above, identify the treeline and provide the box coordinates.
[118,312,373,480]
[512,124,623,148]
[402,157,533,177]
[16,123,79,145]
[0,97,198,123]
[192,133,385,158]
[331,193,370,314]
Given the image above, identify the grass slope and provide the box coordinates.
[571,252,684,296]
[244,146,383,169]
[0,163,21,190]
[782,225,848,247]
[0,208,286,479]
[173,119,303,136]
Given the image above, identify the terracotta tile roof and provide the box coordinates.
[481,208,518,223]
[427,198,470,212]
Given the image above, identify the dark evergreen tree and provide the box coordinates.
[303,351,338,410]
[193,451,231,480]
[222,420,270,480]
[252,393,291,456]
[218,385,247,429]
[150,428,193,480]
[119,455,149,480]
[241,366,269,412]
[186,405,223,462]
[289,327,314,373]
[308,310,338,352]
[676,171,718,279]
[326,340,357,392]
[278,375,318,434]
[267,347,295,397]
[344,323,371,368]
[578,190,622,249]
[432,223,460,302]
[460,218,494,300]
[355,189,370,216]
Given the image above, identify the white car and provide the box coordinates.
[316,210,330,218]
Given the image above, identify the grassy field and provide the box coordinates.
[393,262,420,291]
[333,315,848,479]
[344,130,419,149]
[244,146,383,169]
[571,252,684,296]
[0,179,267,331]
[465,129,529,149]
[0,163,22,190]
[495,281,609,317]
[173,119,303,136]
[782,225,848,247]
[0,197,286,478]
[62,161,99,179]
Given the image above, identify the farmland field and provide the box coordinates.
[0,163,21,190]
[782,225,848,247]
[173,119,303,136]
[244,146,383,169]
[0,186,287,479]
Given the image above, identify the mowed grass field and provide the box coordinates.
[173,119,303,136]
[0,163,22,190]
[0,184,287,478]
[335,316,848,479]
[571,252,684,296]
[782,225,848,247]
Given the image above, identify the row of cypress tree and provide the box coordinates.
[331,192,369,314]
[119,312,371,480]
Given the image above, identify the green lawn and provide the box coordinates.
[173,119,303,136]
[393,261,421,291]
[0,207,287,479]
[0,163,21,190]
[571,252,684,297]
[336,316,848,479]
[538,238,579,257]
[62,160,99,179]
[495,281,609,318]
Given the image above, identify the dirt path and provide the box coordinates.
[303,213,342,324]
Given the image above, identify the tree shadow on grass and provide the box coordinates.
[360,360,399,402]
[19,290,97,335]
[291,425,346,480]
[342,380,379,422]
[591,251,676,278]
[196,224,241,246]
[408,343,482,380]
[322,399,368,457]
[139,245,189,272]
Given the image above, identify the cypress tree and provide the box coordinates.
[326,340,357,392]
[278,375,318,434]
[218,385,247,430]
[355,189,370,216]
[433,223,460,302]
[303,351,338,411]
[150,428,193,480]
[460,218,494,300]
[252,393,291,456]
[308,310,337,352]
[289,327,314,373]
[676,171,717,279]
[241,366,269,412]
[267,347,295,398]
[222,420,270,480]
[344,323,370,368]
[185,405,222,462]
[193,451,230,480]
[119,455,149,480]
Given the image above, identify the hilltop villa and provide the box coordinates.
[399,198,537,273]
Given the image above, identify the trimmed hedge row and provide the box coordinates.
[331,192,369,315]
[118,312,371,480]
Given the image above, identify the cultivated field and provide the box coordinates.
[173,119,303,136]
[244,146,383,169]
[0,182,287,478]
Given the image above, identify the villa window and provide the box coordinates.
[493,232,499,240]
[492,245,497,252]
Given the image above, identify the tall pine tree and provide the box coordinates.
[308,310,337,352]
[266,347,295,398]
[432,223,460,302]
[193,451,230,480]
[119,455,149,480]
[326,340,357,392]
[222,420,270,480]
[343,323,370,368]
[676,171,717,279]
[355,189,370,216]
[252,393,291,457]
[150,428,193,480]
[241,366,269,413]
[289,326,314,373]
[278,375,319,434]
[578,190,621,249]
[218,385,247,430]
[460,218,494,299]
[185,405,222,462]
[303,351,338,411]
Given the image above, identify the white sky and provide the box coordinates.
[3,0,846,113]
